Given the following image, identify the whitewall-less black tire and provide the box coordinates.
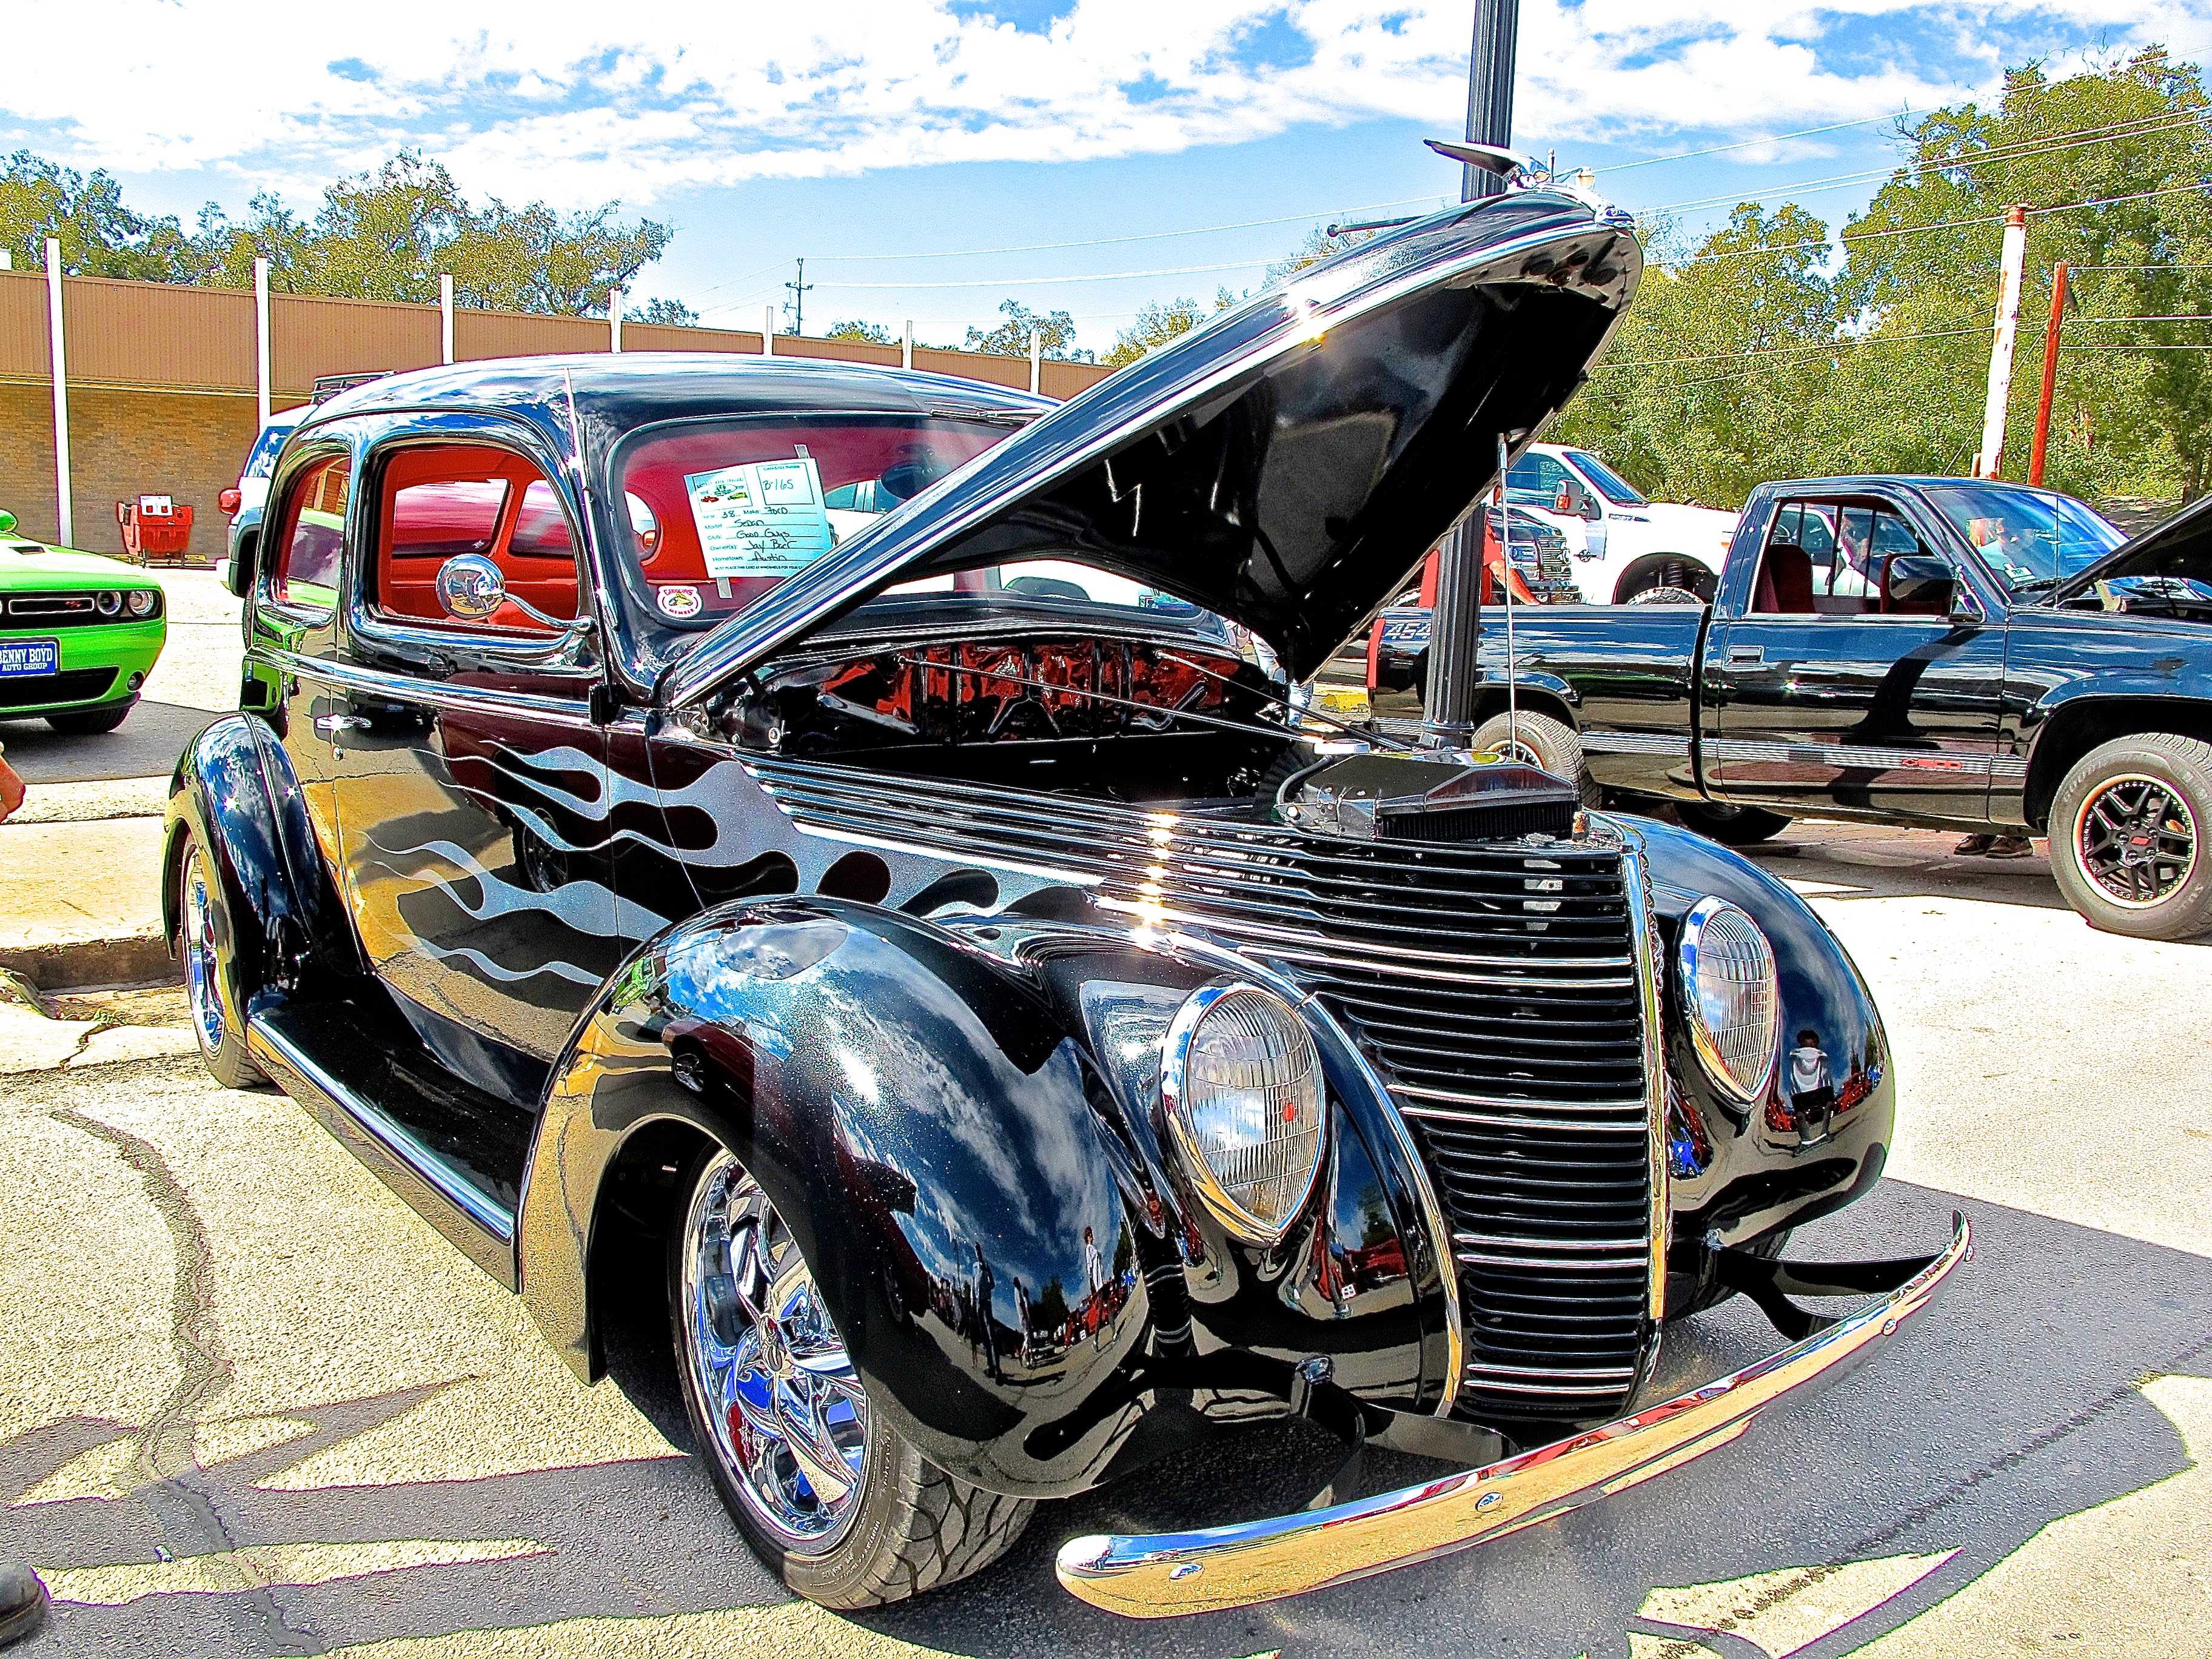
[669,1149,1033,1608]
[2051,733,2212,941]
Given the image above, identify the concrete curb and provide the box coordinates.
[0,934,179,991]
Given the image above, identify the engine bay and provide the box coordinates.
[718,632,1301,803]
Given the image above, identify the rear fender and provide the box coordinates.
[163,716,353,997]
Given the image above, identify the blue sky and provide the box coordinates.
[7,2,2207,354]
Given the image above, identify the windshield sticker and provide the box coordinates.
[656,584,702,619]
[685,458,835,578]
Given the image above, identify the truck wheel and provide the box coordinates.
[1615,559,1715,606]
[1469,711,1600,808]
[672,1150,1033,1608]
[173,826,264,1088]
[2051,734,2212,940]
[1675,802,1793,846]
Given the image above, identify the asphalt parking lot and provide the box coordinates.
[2,816,2208,1658]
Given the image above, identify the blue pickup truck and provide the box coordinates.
[1400,474,2212,941]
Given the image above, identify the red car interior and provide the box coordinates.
[377,446,579,632]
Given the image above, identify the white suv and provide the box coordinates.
[213,405,307,594]
[1506,444,1737,604]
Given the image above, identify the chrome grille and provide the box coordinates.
[746,757,1658,1422]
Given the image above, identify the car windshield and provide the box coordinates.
[1919,483,2126,593]
[606,414,1014,640]
[1566,451,1649,507]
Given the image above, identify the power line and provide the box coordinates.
[1592,324,1987,371]
[1669,177,2212,270]
[811,255,1275,291]
[1642,110,2212,218]
[1600,107,1938,175]
[803,194,1443,264]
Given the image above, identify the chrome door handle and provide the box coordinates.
[1727,646,1765,663]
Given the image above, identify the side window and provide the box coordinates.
[1505,453,1571,509]
[272,456,351,615]
[371,445,580,634]
[1752,501,1835,615]
[1754,502,1931,615]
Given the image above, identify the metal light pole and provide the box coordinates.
[1423,0,1519,747]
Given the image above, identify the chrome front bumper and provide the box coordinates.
[1056,1213,1971,1618]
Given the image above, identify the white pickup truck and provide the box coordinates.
[1506,443,1738,604]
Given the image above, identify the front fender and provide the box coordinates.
[520,897,1179,1498]
[1615,815,1895,1282]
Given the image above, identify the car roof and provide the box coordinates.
[293,353,1052,446]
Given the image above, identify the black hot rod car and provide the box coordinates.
[168,186,1965,1618]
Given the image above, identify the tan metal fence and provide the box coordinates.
[0,269,1118,554]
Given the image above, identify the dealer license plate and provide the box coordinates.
[0,638,59,678]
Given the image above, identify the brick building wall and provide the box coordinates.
[1,382,258,557]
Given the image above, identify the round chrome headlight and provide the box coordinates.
[126,589,156,617]
[1677,896,1780,1101]
[95,590,121,616]
[1161,984,1326,1244]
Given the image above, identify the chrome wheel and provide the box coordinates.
[181,852,225,1053]
[679,1155,870,1554]
[2074,774,2199,908]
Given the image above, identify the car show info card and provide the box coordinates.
[683,458,836,578]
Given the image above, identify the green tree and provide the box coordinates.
[1265,221,1383,284]
[1102,288,1236,368]
[1559,47,2212,504]
[1558,203,1838,506]
[964,299,1095,362]
[0,151,198,280]
[1832,48,2212,495]
[826,318,895,344]
[626,297,699,326]
[21,147,675,320]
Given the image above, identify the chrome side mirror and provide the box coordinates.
[435,553,506,620]
[435,553,592,634]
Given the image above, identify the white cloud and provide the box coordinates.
[2,1,2203,206]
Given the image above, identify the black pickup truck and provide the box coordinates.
[1374,475,2212,941]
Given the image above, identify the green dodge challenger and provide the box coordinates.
[0,510,167,734]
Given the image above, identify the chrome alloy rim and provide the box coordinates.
[1488,736,1546,768]
[2075,774,2199,908]
[679,1155,870,1553]
[181,852,225,1053]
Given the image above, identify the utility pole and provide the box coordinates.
[2028,261,2069,488]
[1423,0,1518,748]
[1976,205,2029,479]
[785,258,813,338]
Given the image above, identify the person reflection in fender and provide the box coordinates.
[972,1244,1000,1381]
[1788,1028,1835,1144]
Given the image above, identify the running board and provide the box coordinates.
[248,1011,520,1289]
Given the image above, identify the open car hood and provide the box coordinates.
[2050,494,2212,604]
[665,189,1641,701]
